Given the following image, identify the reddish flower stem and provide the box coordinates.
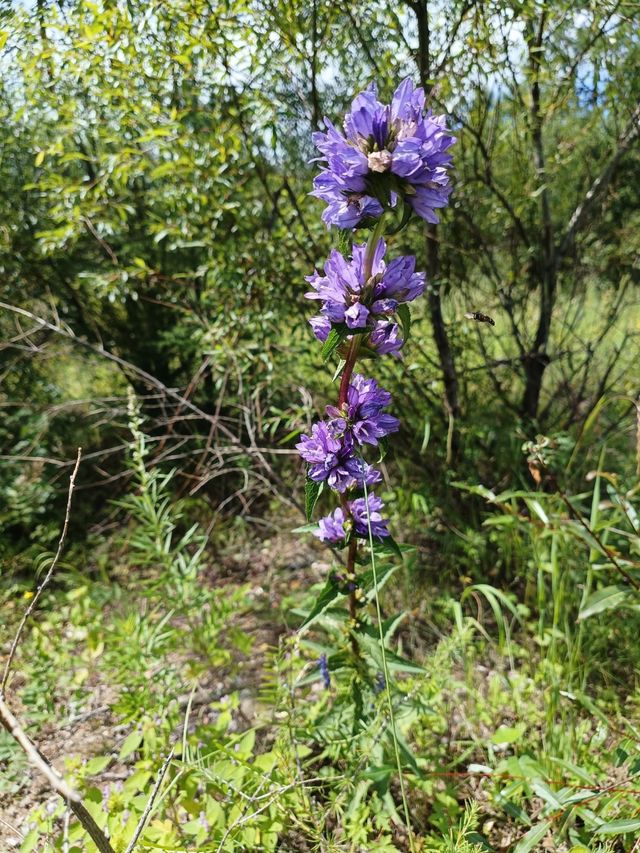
[339,217,385,656]
[338,337,361,407]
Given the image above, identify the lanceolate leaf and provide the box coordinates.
[359,561,399,598]
[338,228,352,256]
[372,535,403,560]
[512,822,551,853]
[321,324,350,362]
[305,477,322,521]
[595,818,640,835]
[578,585,630,620]
[396,302,411,343]
[357,632,426,674]
[377,436,389,462]
[299,575,341,630]
[291,522,319,534]
[360,611,406,645]
[321,328,343,362]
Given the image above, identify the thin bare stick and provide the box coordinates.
[0,698,116,852]
[0,813,24,840]
[1,447,82,696]
[0,696,80,802]
[124,747,175,853]
[0,445,117,853]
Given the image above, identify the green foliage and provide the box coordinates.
[2,0,640,562]
[1,0,640,850]
[4,419,640,849]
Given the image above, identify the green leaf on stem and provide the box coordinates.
[396,303,411,344]
[359,561,399,597]
[292,522,319,534]
[305,477,322,521]
[321,325,350,362]
[512,821,552,853]
[360,611,406,645]
[332,357,346,383]
[578,585,629,620]
[358,633,426,674]
[338,228,352,256]
[299,577,343,631]
[372,535,403,560]
[377,436,389,462]
[595,818,640,836]
[386,200,414,235]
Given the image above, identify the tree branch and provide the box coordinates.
[0,697,80,803]
[558,101,640,260]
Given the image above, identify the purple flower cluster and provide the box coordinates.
[296,373,398,495]
[309,315,404,358]
[312,78,455,229]
[296,420,382,492]
[326,374,399,447]
[314,493,389,543]
[305,239,423,358]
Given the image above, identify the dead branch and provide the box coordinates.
[0,697,80,802]
[0,448,117,853]
[558,101,640,260]
[1,449,82,694]
[124,747,175,853]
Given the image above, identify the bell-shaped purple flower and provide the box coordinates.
[369,320,403,357]
[305,240,424,335]
[326,374,399,447]
[296,420,382,493]
[309,315,331,342]
[312,78,455,229]
[314,506,347,543]
[350,492,390,538]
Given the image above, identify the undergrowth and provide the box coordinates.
[2,410,640,851]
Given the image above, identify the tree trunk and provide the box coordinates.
[406,0,461,440]
[522,10,555,422]
[426,225,460,422]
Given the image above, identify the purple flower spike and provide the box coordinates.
[318,654,331,689]
[350,493,390,539]
[312,78,455,229]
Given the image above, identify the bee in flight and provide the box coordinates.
[464,311,495,326]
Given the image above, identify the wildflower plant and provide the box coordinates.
[296,78,455,843]
[298,77,454,637]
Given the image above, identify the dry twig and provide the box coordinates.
[0,449,117,853]
[124,747,175,853]
[1,447,82,694]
